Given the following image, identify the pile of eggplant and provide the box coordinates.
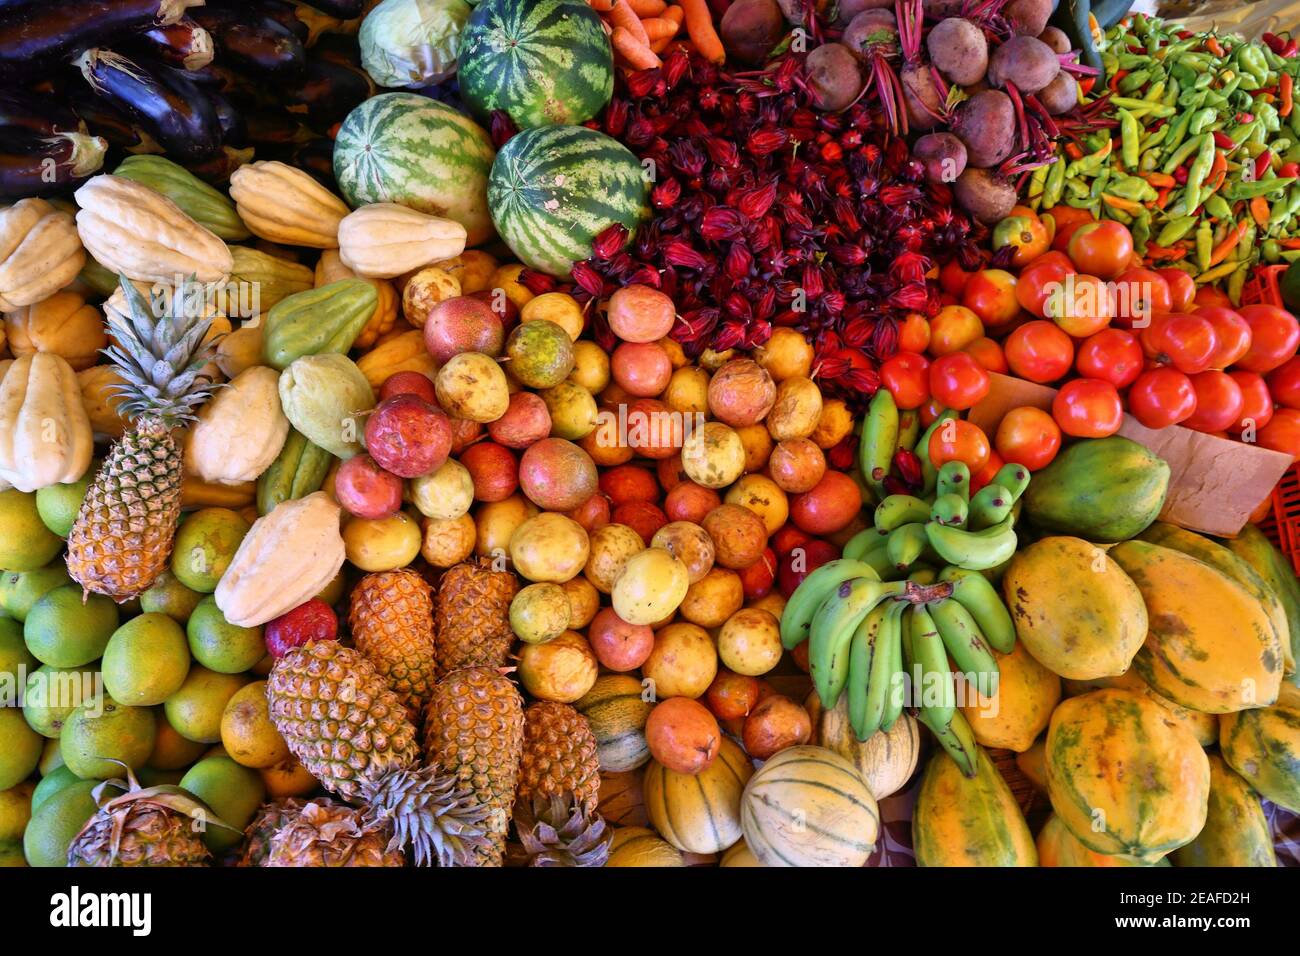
[0,0,375,198]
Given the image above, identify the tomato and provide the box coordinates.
[1182,370,1245,433]
[964,336,1008,373]
[897,311,931,353]
[1066,220,1134,279]
[1229,370,1275,433]
[961,269,1020,328]
[1194,306,1253,369]
[970,450,1006,492]
[928,304,984,354]
[1004,320,1074,383]
[1266,356,1300,409]
[939,258,973,297]
[878,351,930,409]
[1045,206,1096,252]
[1075,328,1144,388]
[1044,273,1113,337]
[927,419,991,473]
[1139,313,1219,374]
[1193,285,1233,310]
[992,214,1050,267]
[1258,407,1300,460]
[1128,367,1197,429]
[1112,268,1172,327]
[1156,268,1197,312]
[1052,379,1124,438]
[918,397,945,427]
[929,352,991,410]
[1015,255,1076,318]
[1025,250,1077,274]
[1249,494,1274,524]
[995,406,1061,471]
[1236,304,1300,373]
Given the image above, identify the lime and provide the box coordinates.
[186,597,264,674]
[171,508,250,593]
[22,778,121,868]
[148,709,207,770]
[0,707,42,789]
[101,613,191,706]
[139,571,205,623]
[0,616,35,685]
[23,585,119,668]
[0,840,24,866]
[38,736,63,775]
[31,765,79,813]
[60,697,156,780]
[0,780,34,842]
[35,471,92,538]
[0,564,72,621]
[136,767,186,788]
[0,489,63,572]
[220,681,289,769]
[22,664,98,738]
[164,666,250,743]
[179,755,264,853]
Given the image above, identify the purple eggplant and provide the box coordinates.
[0,0,204,73]
[287,56,373,129]
[0,130,108,198]
[0,90,82,137]
[242,106,315,150]
[242,0,311,41]
[296,0,365,18]
[78,49,221,161]
[69,88,148,149]
[191,6,306,79]
[290,137,339,190]
[206,89,247,147]
[129,17,215,71]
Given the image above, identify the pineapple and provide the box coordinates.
[513,793,612,868]
[517,702,601,815]
[349,569,438,724]
[423,666,524,867]
[435,560,518,678]
[240,798,315,867]
[66,277,221,601]
[265,799,405,867]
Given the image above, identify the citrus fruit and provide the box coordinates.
[342,511,422,571]
[23,585,119,667]
[0,780,33,842]
[35,470,92,538]
[0,841,24,866]
[0,489,63,572]
[37,737,63,775]
[101,613,191,706]
[59,697,156,779]
[139,571,205,623]
[186,596,265,674]
[31,765,79,813]
[21,664,98,738]
[137,767,187,787]
[22,778,121,868]
[148,709,209,771]
[0,707,42,789]
[259,756,318,799]
[171,508,251,593]
[0,616,35,683]
[0,564,72,621]
[178,755,264,853]
[220,681,290,769]
[164,666,250,743]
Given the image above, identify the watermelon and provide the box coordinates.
[333,92,496,246]
[459,0,613,130]
[488,125,649,277]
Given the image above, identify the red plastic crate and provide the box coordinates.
[1241,263,1287,308]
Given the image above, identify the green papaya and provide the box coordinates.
[262,279,378,371]
[1022,436,1169,543]
[255,430,335,516]
[114,155,250,240]
[1172,754,1276,867]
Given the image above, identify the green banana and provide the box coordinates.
[857,599,906,741]
[842,527,884,561]
[897,408,921,451]
[859,388,899,501]
[930,492,968,527]
[886,521,928,571]
[909,603,955,729]
[858,535,901,581]
[779,558,881,650]
[918,707,981,778]
[809,577,899,707]
[847,601,889,739]
[925,516,1018,571]
[936,460,971,503]
[875,494,932,533]
[968,482,1013,530]
[938,566,1016,653]
[882,604,912,730]
[917,409,959,497]
[907,565,938,585]
[929,597,1000,696]
[992,462,1031,502]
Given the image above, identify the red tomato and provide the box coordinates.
[1266,356,1300,409]
[1045,206,1096,252]
[1229,370,1275,433]
[1139,313,1219,374]
[995,406,1061,471]
[1015,254,1076,318]
[1182,370,1245,433]
[928,353,991,410]
[897,311,931,353]
[1156,268,1196,312]
[1075,328,1144,388]
[1112,268,1172,327]
[1052,379,1124,438]
[918,397,945,427]
[928,419,991,473]
[961,269,1020,328]
[1193,285,1233,310]
[1236,304,1300,373]
[1066,220,1134,279]
[878,352,930,409]
[964,336,1008,374]
[1044,273,1113,337]
[1004,320,1075,383]
[970,450,1006,493]
[1193,306,1252,370]
[1259,407,1300,460]
[939,258,973,297]
[1128,367,1197,429]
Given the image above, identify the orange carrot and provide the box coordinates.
[1283,72,1294,118]
[679,0,724,64]
[1251,195,1271,227]
[612,25,662,68]
[642,16,680,40]
[650,34,673,53]
[627,0,667,13]
[663,4,683,25]
[1208,220,1251,266]
[610,0,649,44]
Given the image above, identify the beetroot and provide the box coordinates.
[835,0,892,21]
[914,132,968,185]
[954,167,1018,223]
[901,62,944,130]
[987,35,1059,95]
[1004,0,1053,37]
[842,8,897,59]
[720,0,785,66]
[1038,71,1079,115]
[805,41,864,111]
[952,89,1015,167]
[927,17,987,86]
[1038,26,1072,54]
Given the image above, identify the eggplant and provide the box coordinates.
[295,0,365,18]
[206,89,247,147]
[290,137,338,190]
[79,49,221,162]
[129,16,215,71]
[242,106,315,150]
[191,6,307,79]
[286,55,373,129]
[0,90,82,137]
[186,145,254,187]
[0,0,204,73]
[0,130,108,198]
[69,89,147,149]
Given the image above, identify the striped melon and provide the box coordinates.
[606,826,684,867]
[575,675,653,773]
[643,736,752,854]
[1037,814,1168,867]
[1172,753,1276,867]
[459,0,613,130]
[487,125,649,277]
[805,691,921,800]
[913,746,1037,867]
[720,839,764,867]
[333,92,496,246]
[741,745,879,867]
[1219,681,1300,813]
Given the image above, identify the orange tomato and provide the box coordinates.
[1112,268,1172,327]
[928,304,984,355]
[897,311,931,353]
[1044,206,1096,252]
[970,450,1006,493]
[1043,273,1114,337]
[927,419,991,473]
[995,406,1061,471]
[1066,221,1134,280]
[1004,320,1075,383]
[939,258,974,297]
[992,213,1051,267]
[1259,407,1300,460]
[961,269,1020,328]
[1051,379,1124,438]
[1156,268,1196,312]
[964,336,1008,373]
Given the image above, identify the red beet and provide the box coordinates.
[364,394,452,479]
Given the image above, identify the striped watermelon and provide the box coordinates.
[488,125,649,277]
[333,92,497,246]
[459,0,613,130]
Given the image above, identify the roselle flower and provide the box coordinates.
[893,251,929,284]
[591,224,629,262]
[518,269,556,295]
[870,318,899,361]
[723,242,753,281]
[827,437,857,470]
[723,291,752,321]
[713,320,749,352]
[626,265,661,288]
[746,128,788,157]
[569,261,605,298]
[651,178,681,210]
[699,207,746,242]
[625,69,662,100]
[894,449,922,487]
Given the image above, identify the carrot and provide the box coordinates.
[1251,195,1271,227]
[1283,72,1294,118]
[642,16,680,40]
[663,4,683,25]
[610,0,649,44]
[1208,220,1251,266]
[627,0,667,13]
[650,34,673,52]
[679,0,724,64]
[612,25,662,68]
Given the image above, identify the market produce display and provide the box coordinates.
[4,0,1300,873]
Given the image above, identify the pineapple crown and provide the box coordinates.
[103,273,223,427]
[516,794,611,868]
[360,765,494,867]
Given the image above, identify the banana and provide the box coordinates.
[847,600,889,739]
[968,482,1013,530]
[936,460,971,503]
[874,494,932,533]
[859,388,899,500]
[809,577,900,707]
[842,527,885,561]
[992,462,1031,502]
[918,707,980,778]
[881,603,910,730]
[886,521,928,571]
[939,566,1017,653]
[857,599,906,740]
[907,564,938,585]
[858,534,902,581]
[897,408,921,451]
[929,597,1000,696]
[910,603,955,729]
[916,409,959,497]
[930,492,968,527]
[779,558,881,650]
[925,516,1018,571]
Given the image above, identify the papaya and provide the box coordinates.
[1037,814,1169,867]
[1172,753,1276,867]
[1002,536,1147,680]
[1219,682,1300,813]
[1014,736,1048,792]
[261,279,378,371]
[1222,524,1300,687]
[255,429,334,517]
[1062,668,1218,747]
[1045,688,1209,863]
[1021,436,1169,543]
[912,746,1037,867]
[959,641,1060,752]
[1110,540,1283,714]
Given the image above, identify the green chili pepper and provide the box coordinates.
[1118,108,1140,169]
[1264,239,1283,262]
[1119,70,1152,94]
[1145,80,1166,103]
[1163,108,1196,158]
[1132,210,1151,255]
[1089,169,1112,199]
[1195,220,1215,271]
[1162,132,1203,173]
[1189,107,1218,136]
[1109,96,1175,117]
[1238,223,1257,263]
[1194,71,1214,90]
[1204,192,1233,219]
[1110,175,1157,202]
[1064,176,1090,199]
[1143,125,1169,153]
[1156,216,1197,245]
[1282,249,1300,263]
[1224,177,1297,200]
[1183,133,1217,211]
[1027,163,1048,208]
[1227,262,1249,304]
[1043,156,1066,209]
[1068,139,1113,177]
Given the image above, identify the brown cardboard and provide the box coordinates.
[967,373,1293,538]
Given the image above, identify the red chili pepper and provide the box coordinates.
[1177,30,1193,39]
[1214,131,1235,149]
[1283,72,1295,117]
[1284,40,1299,58]
[1079,76,1095,95]
[1283,162,1300,178]
[1257,151,1274,180]
[1174,165,1189,185]
[1109,69,1128,93]
[1264,32,1284,52]
[1237,112,1255,123]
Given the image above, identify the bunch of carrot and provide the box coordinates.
[587,0,724,70]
